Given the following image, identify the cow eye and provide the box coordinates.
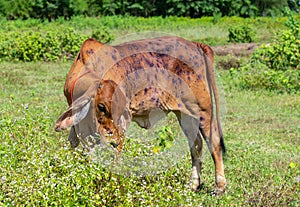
[98,103,107,113]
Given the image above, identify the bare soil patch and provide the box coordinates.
[212,43,259,57]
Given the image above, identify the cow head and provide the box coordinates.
[56,77,130,152]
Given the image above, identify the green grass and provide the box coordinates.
[0,61,299,206]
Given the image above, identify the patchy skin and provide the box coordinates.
[56,36,226,195]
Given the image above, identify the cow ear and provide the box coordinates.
[111,84,132,132]
[80,38,104,64]
[119,109,131,132]
[55,97,92,132]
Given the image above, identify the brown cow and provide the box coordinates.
[55,36,226,194]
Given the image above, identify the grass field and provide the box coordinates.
[0,14,299,206]
[0,58,299,206]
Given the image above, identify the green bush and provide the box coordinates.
[0,28,88,61]
[0,26,115,61]
[227,14,300,93]
[228,24,256,43]
[252,30,299,70]
[92,27,115,44]
[154,126,175,153]
[228,64,300,93]
[251,14,299,71]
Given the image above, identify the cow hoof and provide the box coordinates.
[70,139,80,148]
[211,187,225,196]
[190,178,202,192]
[212,175,226,195]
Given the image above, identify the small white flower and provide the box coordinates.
[1,176,6,182]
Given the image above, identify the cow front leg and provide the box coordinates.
[68,126,80,148]
[176,113,203,191]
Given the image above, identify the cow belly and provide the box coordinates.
[132,109,168,129]
[129,87,176,128]
[129,87,182,111]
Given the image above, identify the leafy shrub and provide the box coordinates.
[153,126,175,153]
[227,14,300,93]
[92,27,115,43]
[251,13,299,70]
[0,28,88,61]
[228,24,256,43]
[229,64,300,93]
[252,30,299,70]
[0,26,114,61]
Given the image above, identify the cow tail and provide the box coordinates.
[194,42,226,155]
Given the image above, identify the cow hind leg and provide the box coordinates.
[176,113,203,192]
[188,132,203,192]
[200,117,226,195]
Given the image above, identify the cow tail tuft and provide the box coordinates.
[220,134,226,158]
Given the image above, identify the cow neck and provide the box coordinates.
[70,69,93,102]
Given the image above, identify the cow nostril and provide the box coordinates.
[55,125,62,132]
[110,141,119,148]
[104,130,113,137]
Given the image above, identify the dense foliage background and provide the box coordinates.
[0,0,299,20]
